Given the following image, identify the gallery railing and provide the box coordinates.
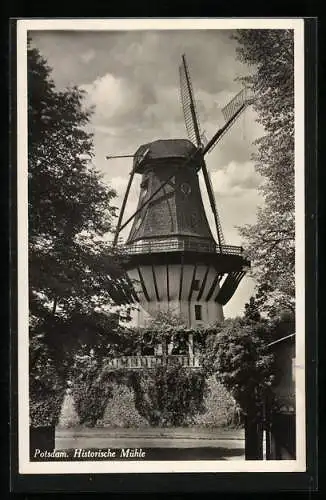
[118,237,245,257]
[103,355,201,370]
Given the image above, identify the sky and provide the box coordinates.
[29,29,265,318]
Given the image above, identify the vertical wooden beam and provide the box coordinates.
[151,264,160,302]
[137,267,150,302]
[166,263,170,302]
[178,259,184,301]
[188,264,198,302]
[188,332,194,365]
[197,265,210,301]
[205,273,220,301]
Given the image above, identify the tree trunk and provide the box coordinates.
[244,413,263,460]
[52,296,58,316]
[30,425,55,459]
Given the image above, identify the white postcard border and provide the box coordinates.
[17,17,306,474]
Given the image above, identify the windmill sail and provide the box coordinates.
[221,88,253,123]
[206,169,225,246]
[203,88,254,155]
[179,54,202,147]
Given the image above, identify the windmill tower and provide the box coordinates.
[109,55,253,331]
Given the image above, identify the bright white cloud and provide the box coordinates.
[210,161,263,196]
[81,73,138,124]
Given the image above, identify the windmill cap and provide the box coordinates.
[133,139,203,173]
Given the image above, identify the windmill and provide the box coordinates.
[107,54,253,330]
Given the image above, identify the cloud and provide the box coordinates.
[210,161,263,196]
[81,73,186,138]
[81,73,138,124]
[80,49,95,64]
[110,175,130,194]
[199,160,264,247]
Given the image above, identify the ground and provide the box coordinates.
[55,426,245,461]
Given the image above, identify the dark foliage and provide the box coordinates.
[203,317,276,419]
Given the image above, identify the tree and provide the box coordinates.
[232,30,295,316]
[204,318,275,415]
[244,296,262,322]
[28,39,129,432]
[28,39,122,322]
[203,317,276,458]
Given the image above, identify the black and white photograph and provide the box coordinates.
[15,18,308,476]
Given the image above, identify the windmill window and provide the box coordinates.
[193,279,200,290]
[195,305,202,320]
[140,179,149,198]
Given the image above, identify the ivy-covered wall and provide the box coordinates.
[57,376,239,429]
[57,323,242,429]
[99,383,149,428]
[193,376,240,427]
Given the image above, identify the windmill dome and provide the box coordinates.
[133,139,203,174]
